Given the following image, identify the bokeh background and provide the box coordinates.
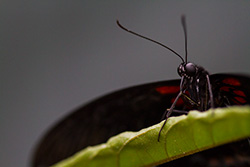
[1,1,250,167]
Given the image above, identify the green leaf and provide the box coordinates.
[53,106,250,167]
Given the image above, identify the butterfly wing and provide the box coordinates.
[211,74,250,106]
[32,74,250,167]
[32,79,182,167]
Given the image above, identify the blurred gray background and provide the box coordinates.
[1,1,250,167]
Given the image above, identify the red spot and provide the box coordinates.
[222,78,241,86]
[171,97,184,106]
[185,91,190,96]
[156,86,180,95]
[234,97,247,104]
[233,90,246,97]
[220,86,231,91]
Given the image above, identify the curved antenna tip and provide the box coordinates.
[116,19,185,63]
[116,20,129,32]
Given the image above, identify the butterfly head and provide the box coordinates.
[178,62,197,78]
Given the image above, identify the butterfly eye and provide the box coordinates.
[177,63,185,77]
[185,63,197,76]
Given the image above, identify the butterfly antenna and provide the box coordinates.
[181,15,188,63]
[116,20,185,63]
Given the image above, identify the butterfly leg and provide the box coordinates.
[206,74,214,108]
[158,90,183,141]
[158,76,187,141]
[160,109,189,121]
[182,93,199,107]
[171,109,189,114]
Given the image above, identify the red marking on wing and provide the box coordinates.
[233,90,246,97]
[171,97,184,106]
[234,97,247,104]
[220,83,247,104]
[220,86,231,92]
[220,86,247,98]
[185,90,190,96]
[222,78,241,86]
[155,86,180,95]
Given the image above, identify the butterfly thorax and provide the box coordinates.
[178,62,211,111]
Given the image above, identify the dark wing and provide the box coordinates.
[32,79,182,167]
[32,74,250,167]
[210,74,250,106]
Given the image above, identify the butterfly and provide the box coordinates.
[32,16,250,167]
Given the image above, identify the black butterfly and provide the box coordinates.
[32,16,250,167]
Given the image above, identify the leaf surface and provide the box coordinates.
[53,106,250,167]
